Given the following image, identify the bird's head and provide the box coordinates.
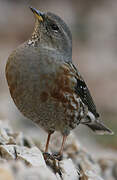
[29,7,72,58]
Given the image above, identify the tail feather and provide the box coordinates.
[82,111,113,135]
[86,121,113,135]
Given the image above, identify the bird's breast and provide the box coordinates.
[6,47,87,134]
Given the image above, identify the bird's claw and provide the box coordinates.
[43,152,63,161]
[43,152,62,177]
[52,152,63,161]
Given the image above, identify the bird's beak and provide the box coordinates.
[30,7,44,22]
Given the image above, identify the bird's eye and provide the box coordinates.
[51,23,59,31]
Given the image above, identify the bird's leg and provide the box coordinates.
[53,135,67,160]
[59,135,67,156]
[45,131,53,153]
[43,131,54,161]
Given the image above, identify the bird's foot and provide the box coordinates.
[52,152,63,161]
[43,152,62,177]
[43,152,62,161]
[43,152,52,160]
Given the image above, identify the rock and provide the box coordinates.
[58,159,79,180]
[0,161,57,180]
[0,120,34,147]
[15,146,46,167]
[99,158,117,180]
[0,120,116,180]
[0,145,46,167]
[13,161,57,180]
[18,166,57,180]
[59,133,103,180]
[0,164,14,180]
[0,121,15,145]
[0,145,16,160]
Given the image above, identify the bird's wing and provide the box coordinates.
[61,61,99,118]
[53,61,113,135]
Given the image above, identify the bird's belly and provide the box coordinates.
[13,85,82,134]
[6,56,86,134]
[8,72,83,134]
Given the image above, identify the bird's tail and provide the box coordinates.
[82,111,113,135]
[85,120,113,135]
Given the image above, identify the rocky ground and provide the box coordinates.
[0,119,116,180]
[0,1,117,179]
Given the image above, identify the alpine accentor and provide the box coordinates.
[5,7,113,155]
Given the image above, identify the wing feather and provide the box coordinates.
[64,61,99,118]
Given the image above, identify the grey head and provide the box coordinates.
[29,7,72,60]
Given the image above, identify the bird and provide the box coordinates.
[5,7,113,157]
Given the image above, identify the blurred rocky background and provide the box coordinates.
[1,121,117,180]
[0,0,117,170]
